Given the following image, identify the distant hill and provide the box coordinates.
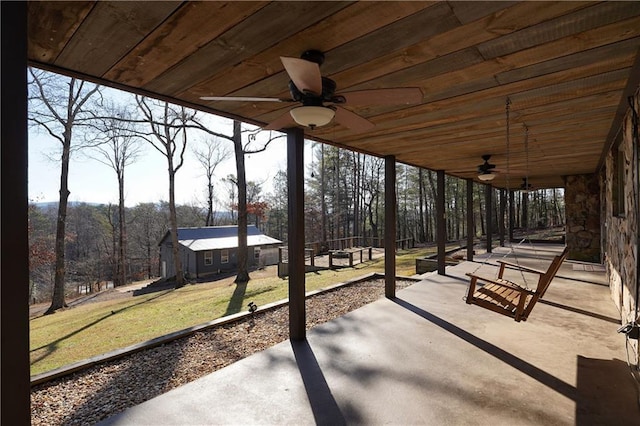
[32,201,104,209]
[31,202,235,221]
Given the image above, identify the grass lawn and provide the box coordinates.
[30,247,436,375]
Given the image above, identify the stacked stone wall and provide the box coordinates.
[565,174,601,263]
[602,86,639,362]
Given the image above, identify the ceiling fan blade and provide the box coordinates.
[340,88,423,105]
[334,106,375,133]
[280,56,322,95]
[200,96,291,102]
[263,110,296,130]
[450,168,528,175]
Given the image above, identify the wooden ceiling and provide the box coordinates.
[28,1,640,189]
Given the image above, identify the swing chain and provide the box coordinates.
[524,124,529,189]
[468,98,515,277]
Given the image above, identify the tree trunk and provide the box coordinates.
[418,168,427,243]
[320,144,327,245]
[207,183,214,226]
[478,186,485,236]
[168,160,184,287]
[552,188,563,225]
[108,204,118,287]
[45,133,71,314]
[117,171,127,286]
[426,170,437,241]
[353,153,360,243]
[233,121,250,283]
[146,237,152,279]
[335,149,340,241]
[521,192,529,229]
[373,164,381,242]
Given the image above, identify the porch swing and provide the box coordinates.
[464,99,569,322]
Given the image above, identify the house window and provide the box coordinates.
[613,143,625,217]
[204,251,213,266]
[254,247,261,260]
[221,249,229,264]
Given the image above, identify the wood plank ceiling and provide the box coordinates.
[28,1,640,189]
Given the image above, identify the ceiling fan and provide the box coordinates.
[200,50,423,132]
[520,177,533,192]
[477,154,497,181]
[451,155,525,182]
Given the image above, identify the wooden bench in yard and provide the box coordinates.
[465,246,569,322]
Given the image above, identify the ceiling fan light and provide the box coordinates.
[478,172,495,182]
[290,106,334,128]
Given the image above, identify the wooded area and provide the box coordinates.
[28,70,565,306]
[29,152,565,304]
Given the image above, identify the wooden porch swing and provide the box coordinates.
[465,246,569,322]
[464,99,569,322]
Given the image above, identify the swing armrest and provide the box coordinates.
[496,260,545,275]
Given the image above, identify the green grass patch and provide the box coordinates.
[30,248,433,375]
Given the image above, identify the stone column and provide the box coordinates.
[565,174,601,262]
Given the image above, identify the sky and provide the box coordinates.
[28,85,316,208]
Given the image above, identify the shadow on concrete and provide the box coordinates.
[392,297,577,400]
[291,340,346,426]
[575,356,639,424]
[539,299,620,324]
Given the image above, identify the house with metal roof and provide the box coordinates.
[159,226,282,279]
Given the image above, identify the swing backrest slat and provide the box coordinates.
[536,246,569,298]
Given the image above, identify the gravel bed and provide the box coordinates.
[31,278,414,425]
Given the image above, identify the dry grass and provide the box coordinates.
[31,278,415,426]
[30,248,430,375]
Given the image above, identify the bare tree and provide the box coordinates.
[128,202,167,279]
[28,68,102,314]
[192,137,231,226]
[191,119,283,284]
[134,96,193,287]
[231,120,253,283]
[89,103,142,286]
[223,174,238,222]
[28,204,56,303]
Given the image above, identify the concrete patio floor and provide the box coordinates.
[100,244,639,425]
